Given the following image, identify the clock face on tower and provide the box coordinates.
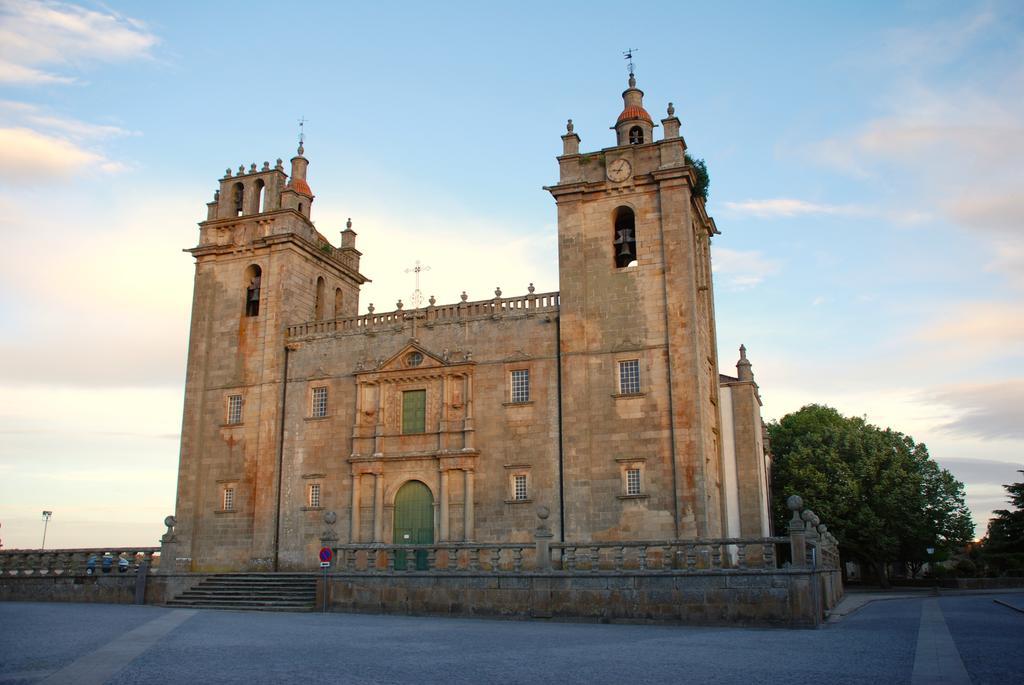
[607,158,632,183]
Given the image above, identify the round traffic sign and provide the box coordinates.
[319,546,333,563]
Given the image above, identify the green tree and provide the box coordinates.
[982,471,1024,576]
[769,404,974,586]
[684,153,709,200]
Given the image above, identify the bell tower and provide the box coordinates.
[171,141,369,571]
[546,71,725,541]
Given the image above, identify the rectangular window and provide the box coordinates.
[227,394,243,424]
[510,369,530,403]
[222,486,235,511]
[618,359,641,395]
[513,474,528,501]
[402,389,426,434]
[311,386,328,418]
[626,468,641,496]
[308,483,321,508]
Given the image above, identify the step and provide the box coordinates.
[165,601,314,613]
[167,598,313,607]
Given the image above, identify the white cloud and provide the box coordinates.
[711,247,780,290]
[0,59,74,85]
[926,380,1024,441]
[0,103,136,182]
[803,8,1024,288]
[0,126,106,181]
[720,197,929,225]
[721,198,863,219]
[914,301,1024,356]
[0,1,158,85]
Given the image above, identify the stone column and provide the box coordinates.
[464,374,475,450]
[439,468,450,542]
[535,506,553,571]
[464,469,475,541]
[373,381,385,456]
[350,473,361,542]
[373,473,384,542]
[787,495,807,568]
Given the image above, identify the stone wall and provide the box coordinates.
[0,573,204,606]
[321,569,828,627]
[1,575,138,604]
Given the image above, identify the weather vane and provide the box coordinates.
[623,48,638,75]
[298,116,307,146]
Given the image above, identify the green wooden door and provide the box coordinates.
[393,480,434,570]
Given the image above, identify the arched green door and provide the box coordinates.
[393,480,434,570]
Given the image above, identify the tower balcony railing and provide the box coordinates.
[287,290,560,339]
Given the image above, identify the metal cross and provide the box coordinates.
[404,260,431,337]
[404,260,431,309]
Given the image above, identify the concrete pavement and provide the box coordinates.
[0,592,1021,684]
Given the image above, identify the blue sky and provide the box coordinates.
[0,1,1021,549]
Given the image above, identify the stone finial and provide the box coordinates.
[238,164,245,175]
[213,189,220,201]
[667,102,675,117]
[321,511,338,543]
[367,303,375,314]
[528,283,535,294]
[225,168,232,178]
[786,495,803,511]
[161,515,177,542]
[460,291,468,302]
[297,142,304,156]
[494,286,502,298]
[737,344,754,382]
[346,217,352,230]
[428,295,436,306]
[628,73,636,88]
[396,299,403,310]
[275,158,283,169]
[262,161,270,170]
[535,505,552,536]
[566,118,574,133]
[249,163,257,173]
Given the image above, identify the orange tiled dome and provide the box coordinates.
[290,178,312,196]
[617,105,652,124]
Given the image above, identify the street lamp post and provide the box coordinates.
[41,511,52,550]
[926,546,936,595]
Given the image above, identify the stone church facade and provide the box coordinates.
[167,73,772,572]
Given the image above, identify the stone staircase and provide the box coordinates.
[165,573,317,612]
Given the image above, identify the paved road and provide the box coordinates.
[1,593,1021,684]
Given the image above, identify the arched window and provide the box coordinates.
[613,207,637,268]
[298,202,304,214]
[233,182,244,216]
[629,126,644,145]
[244,264,262,317]
[254,179,265,213]
[334,288,343,318]
[315,276,326,320]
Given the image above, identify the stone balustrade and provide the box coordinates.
[0,548,160,576]
[330,538,789,575]
[287,290,560,339]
